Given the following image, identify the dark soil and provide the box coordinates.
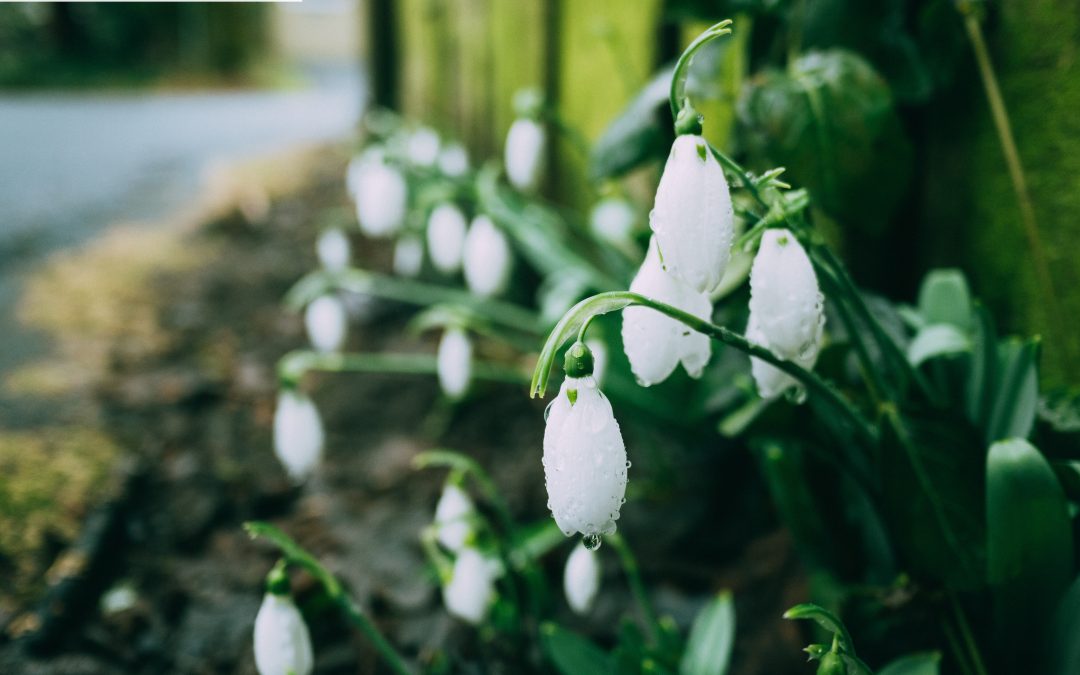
[0,148,810,674]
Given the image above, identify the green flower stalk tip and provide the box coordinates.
[266,559,291,596]
[668,19,734,122]
[563,341,595,378]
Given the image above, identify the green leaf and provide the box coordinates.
[877,652,941,675]
[986,338,1040,444]
[680,591,735,675]
[782,603,855,656]
[964,303,998,432]
[916,269,973,331]
[541,623,613,675]
[986,439,1073,640]
[1043,574,1080,675]
[589,67,674,181]
[906,324,970,366]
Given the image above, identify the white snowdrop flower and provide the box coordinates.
[563,541,602,615]
[253,590,314,675]
[434,482,475,553]
[463,215,513,297]
[438,142,470,177]
[590,197,638,248]
[273,389,324,482]
[650,134,734,294]
[316,228,351,272]
[543,375,627,538]
[505,118,546,193]
[426,203,468,274]
[407,126,441,167]
[304,295,347,353]
[586,338,608,387]
[354,159,407,238]
[437,327,473,400]
[442,547,498,625]
[393,235,424,278]
[747,229,824,400]
[622,238,712,386]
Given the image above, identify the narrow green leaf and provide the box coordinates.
[1044,574,1080,675]
[877,652,941,675]
[964,303,997,431]
[541,623,613,675]
[986,338,1040,443]
[679,591,735,675]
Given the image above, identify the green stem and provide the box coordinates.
[606,532,660,644]
[245,522,414,675]
[818,270,888,405]
[669,19,734,121]
[277,349,529,389]
[948,591,989,675]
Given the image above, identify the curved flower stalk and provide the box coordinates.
[353,156,407,238]
[543,343,628,539]
[392,235,424,278]
[253,564,314,675]
[563,541,601,615]
[650,133,734,294]
[590,196,639,252]
[273,389,324,481]
[406,126,440,167]
[438,142,469,177]
[304,295,347,353]
[442,547,499,625]
[747,229,824,400]
[426,203,468,274]
[463,215,513,298]
[622,238,712,386]
[504,118,546,193]
[316,227,351,272]
[434,481,475,553]
[437,327,473,400]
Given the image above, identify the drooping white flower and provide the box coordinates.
[354,158,407,238]
[650,134,734,294]
[586,338,608,387]
[746,229,824,400]
[316,228,351,272]
[393,235,424,278]
[438,142,470,177]
[442,547,499,625]
[563,541,602,615]
[543,376,627,538]
[426,203,468,274]
[273,389,324,481]
[505,118,546,193]
[434,482,475,553]
[437,327,473,400]
[463,215,512,298]
[304,295,347,353]
[253,591,314,675]
[621,238,712,386]
[589,197,638,248]
[407,126,441,167]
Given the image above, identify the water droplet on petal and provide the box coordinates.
[582,533,602,551]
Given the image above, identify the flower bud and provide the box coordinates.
[622,237,712,386]
[426,203,468,274]
[563,541,601,615]
[316,228,351,272]
[304,295,347,353]
[589,197,638,248]
[442,547,498,625]
[354,158,407,238]
[463,215,512,298]
[438,142,470,177]
[393,235,424,278]
[505,118,546,193]
[434,482,475,553]
[747,229,824,400]
[437,327,473,400]
[273,389,324,481]
[650,134,734,293]
[407,126,440,167]
[253,571,314,675]
[543,376,627,537]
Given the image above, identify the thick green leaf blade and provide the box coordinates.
[680,591,735,675]
[1043,574,1080,675]
[986,338,1040,443]
[878,652,941,675]
[541,623,613,675]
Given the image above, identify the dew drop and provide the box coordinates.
[625,461,632,469]
[785,386,808,405]
[583,533,602,551]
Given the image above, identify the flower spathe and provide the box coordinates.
[437,327,473,400]
[316,227,351,272]
[434,482,475,553]
[747,229,824,400]
[543,376,627,538]
[426,203,468,274]
[273,389,324,482]
[622,237,712,386]
[463,215,512,298]
[442,547,498,625]
[353,157,407,238]
[563,541,601,615]
[504,118,546,193]
[650,134,734,294]
[304,295,347,353]
[253,592,314,675]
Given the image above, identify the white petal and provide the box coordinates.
[463,215,512,298]
[253,594,314,675]
[407,126,440,167]
[505,119,546,193]
[589,197,638,246]
[650,134,734,293]
[543,377,627,537]
[748,229,824,361]
[437,328,473,400]
[273,390,324,481]
[426,203,468,274]
[443,548,497,625]
[746,308,818,400]
[434,483,475,553]
[355,160,407,238]
[563,542,601,615]
[304,295,347,353]
[393,235,424,278]
[438,143,470,177]
[316,228,351,272]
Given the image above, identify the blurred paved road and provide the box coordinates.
[0,65,363,412]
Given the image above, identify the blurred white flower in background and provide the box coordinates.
[438,142,470,177]
[304,295,347,353]
[505,118,546,193]
[353,156,407,238]
[563,541,602,615]
[426,203,468,274]
[463,215,512,298]
[253,588,314,675]
[437,327,473,400]
[586,338,608,386]
[273,389,324,482]
[589,197,639,252]
[316,227,351,272]
[442,547,498,625]
[434,482,475,553]
[393,235,425,278]
[407,126,441,167]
